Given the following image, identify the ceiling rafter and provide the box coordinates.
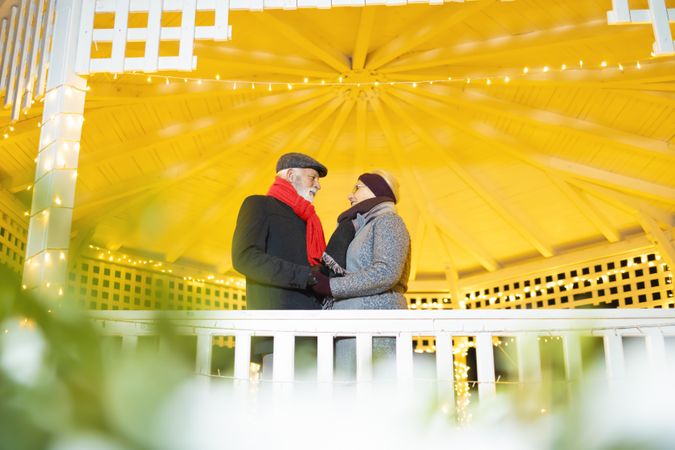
[354,98,367,172]
[381,90,555,258]
[253,11,350,73]
[351,7,377,71]
[9,88,327,191]
[381,19,640,73]
[365,0,498,71]
[165,95,346,263]
[370,97,500,272]
[72,90,341,223]
[401,84,675,160]
[315,98,355,162]
[387,87,627,245]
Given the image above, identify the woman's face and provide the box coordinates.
[348,179,375,206]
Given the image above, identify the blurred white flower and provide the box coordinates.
[0,318,46,386]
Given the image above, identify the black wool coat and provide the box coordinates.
[232,195,322,310]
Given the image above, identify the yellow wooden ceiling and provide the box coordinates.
[1,1,674,287]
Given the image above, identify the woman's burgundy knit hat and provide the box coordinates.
[359,172,397,203]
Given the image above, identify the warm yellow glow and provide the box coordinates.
[523,66,529,74]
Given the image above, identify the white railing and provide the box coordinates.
[89,309,675,399]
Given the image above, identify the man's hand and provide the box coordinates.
[310,270,332,298]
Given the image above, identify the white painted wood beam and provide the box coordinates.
[351,6,376,70]
[354,98,367,172]
[253,11,349,73]
[365,0,497,71]
[381,91,555,258]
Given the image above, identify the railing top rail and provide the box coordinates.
[88,309,675,336]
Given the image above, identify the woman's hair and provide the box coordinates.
[371,169,400,203]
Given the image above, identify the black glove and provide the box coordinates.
[310,271,332,298]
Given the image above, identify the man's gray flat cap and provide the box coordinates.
[276,152,328,177]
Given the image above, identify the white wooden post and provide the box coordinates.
[435,332,455,412]
[396,332,413,382]
[517,334,542,384]
[195,334,213,376]
[233,332,251,381]
[356,334,373,383]
[603,332,626,383]
[22,0,86,299]
[475,333,496,400]
[645,329,667,373]
[317,333,334,383]
[121,334,138,354]
[273,333,295,383]
[562,333,583,382]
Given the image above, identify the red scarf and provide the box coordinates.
[267,177,326,265]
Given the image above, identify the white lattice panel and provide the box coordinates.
[607,0,675,55]
[76,0,232,74]
[0,0,56,122]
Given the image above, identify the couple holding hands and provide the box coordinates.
[232,152,410,377]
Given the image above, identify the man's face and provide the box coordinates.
[288,168,321,203]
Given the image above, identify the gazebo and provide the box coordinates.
[0,0,674,439]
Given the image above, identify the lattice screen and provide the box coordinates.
[76,0,231,74]
[407,249,674,351]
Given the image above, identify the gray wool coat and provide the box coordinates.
[329,202,411,309]
[328,202,410,379]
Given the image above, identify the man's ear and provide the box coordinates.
[284,168,295,181]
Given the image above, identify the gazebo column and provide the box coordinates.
[22,0,85,299]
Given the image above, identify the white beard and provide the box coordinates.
[290,177,315,203]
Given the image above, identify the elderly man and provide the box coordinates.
[232,152,331,310]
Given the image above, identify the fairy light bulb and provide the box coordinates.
[618,63,624,72]
[197,79,202,85]
[504,76,510,83]
[466,78,471,84]
[216,74,221,80]
[636,61,641,69]
[321,80,325,85]
[561,63,567,70]
[523,66,529,74]
[287,83,292,90]
[412,82,417,88]
[338,76,343,83]
[543,66,549,72]
[147,76,152,83]
[579,59,584,68]
[165,77,169,85]
[113,73,118,80]
[303,77,308,83]
[232,82,237,90]
[268,83,272,92]
[486,78,491,85]
[600,61,607,68]
[251,83,255,89]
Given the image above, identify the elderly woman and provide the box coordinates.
[310,170,410,378]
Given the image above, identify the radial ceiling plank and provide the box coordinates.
[403,84,675,161]
[351,7,377,71]
[388,87,628,247]
[381,91,555,258]
[381,19,640,73]
[365,0,498,71]
[253,11,350,73]
[164,95,345,263]
[371,97,500,272]
[81,88,322,168]
[354,98,367,173]
[315,98,355,162]
[73,90,339,222]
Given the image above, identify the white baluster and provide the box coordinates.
[121,334,138,354]
[562,333,582,382]
[517,333,542,384]
[317,333,334,384]
[195,334,212,376]
[435,332,455,413]
[475,333,495,400]
[233,332,251,381]
[273,333,295,384]
[603,332,625,384]
[356,334,373,383]
[396,332,413,382]
[645,329,667,373]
